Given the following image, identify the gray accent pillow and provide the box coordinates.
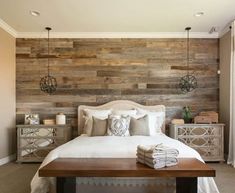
[91,117,108,136]
[107,115,130,136]
[129,115,150,136]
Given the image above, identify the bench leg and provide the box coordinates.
[176,177,197,193]
[57,177,76,193]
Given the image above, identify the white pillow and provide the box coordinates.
[83,109,112,135]
[136,108,165,135]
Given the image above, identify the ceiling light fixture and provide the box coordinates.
[194,12,204,17]
[30,10,40,17]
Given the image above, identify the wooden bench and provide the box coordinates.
[39,158,215,193]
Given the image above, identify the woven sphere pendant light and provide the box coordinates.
[40,27,57,94]
[179,27,197,93]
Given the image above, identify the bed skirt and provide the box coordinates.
[50,177,176,193]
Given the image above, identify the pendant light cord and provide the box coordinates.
[185,27,191,76]
[47,28,50,77]
[187,29,189,76]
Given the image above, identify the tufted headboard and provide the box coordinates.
[78,100,166,135]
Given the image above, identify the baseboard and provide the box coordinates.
[0,154,16,166]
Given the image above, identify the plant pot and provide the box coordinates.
[184,118,192,123]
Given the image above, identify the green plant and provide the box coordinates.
[182,106,192,123]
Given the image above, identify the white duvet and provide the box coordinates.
[31,134,219,193]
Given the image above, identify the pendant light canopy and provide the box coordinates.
[179,27,197,93]
[40,27,57,94]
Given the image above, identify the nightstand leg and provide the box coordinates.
[176,177,197,193]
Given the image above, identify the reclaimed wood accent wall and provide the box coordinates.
[16,38,219,135]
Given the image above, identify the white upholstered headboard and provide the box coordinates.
[78,100,166,135]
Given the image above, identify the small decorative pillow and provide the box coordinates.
[107,115,131,136]
[129,115,150,136]
[91,117,108,136]
[82,109,111,136]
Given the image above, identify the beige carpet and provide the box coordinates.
[0,162,234,193]
[0,162,39,193]
[208,163,235,193]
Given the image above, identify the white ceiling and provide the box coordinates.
[0,0,234,37]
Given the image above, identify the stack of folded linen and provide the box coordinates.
[136,144,179,169]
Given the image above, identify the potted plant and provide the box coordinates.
[182,106,192,123]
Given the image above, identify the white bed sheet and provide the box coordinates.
[31,134,219,193]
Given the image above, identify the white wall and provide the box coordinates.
[0,26,15,160]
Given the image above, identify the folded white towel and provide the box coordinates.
[137,144,179,158]
[136,144,179,169]
[137,153,178,160]
[137,149,178,158]
[136,156,178,169]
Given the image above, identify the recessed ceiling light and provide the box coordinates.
[30,10,40,17]
[194,12,204,17]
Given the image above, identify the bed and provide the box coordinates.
[31,100,219,193]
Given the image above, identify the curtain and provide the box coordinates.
[228,21,235,167]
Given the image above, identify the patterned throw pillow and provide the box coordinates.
[107,115,131,136]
